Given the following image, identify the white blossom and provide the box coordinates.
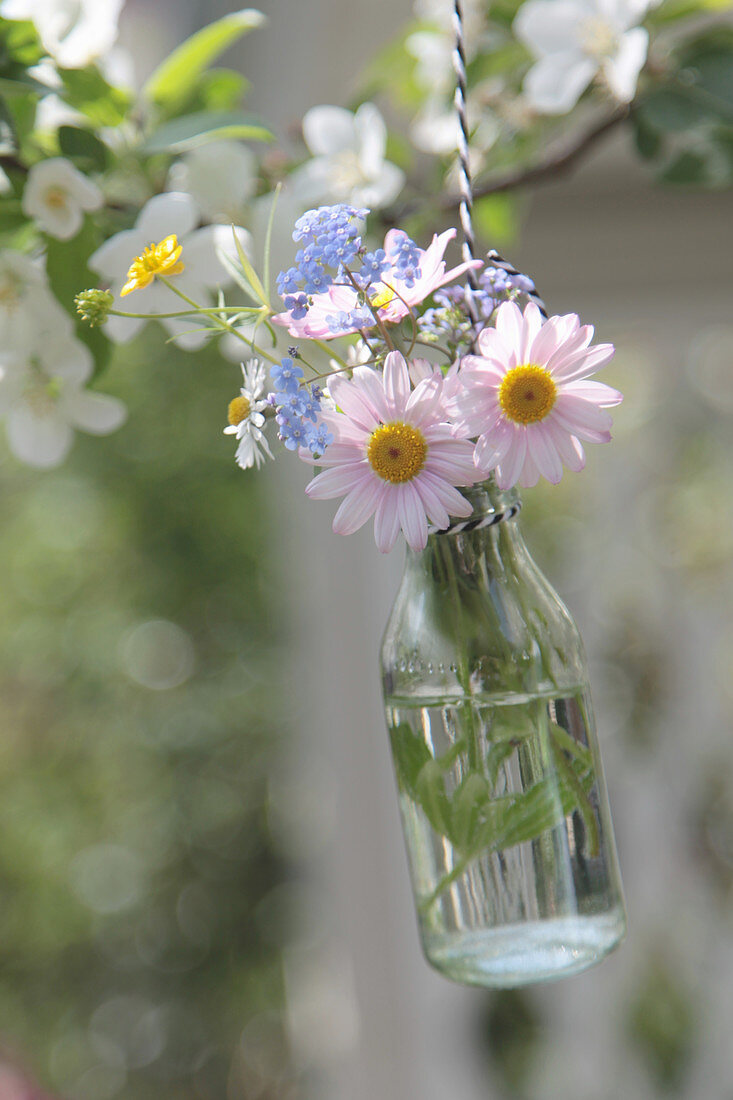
[289,103,404,210]
[167,141,258,224]
[0,318,126,468]
[89,191,253,350]
[0,0,125,68]
[22,157,103,240]
[0,250,70,357]
[515,0,651,114]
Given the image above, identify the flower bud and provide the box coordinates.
[75,288,114,326]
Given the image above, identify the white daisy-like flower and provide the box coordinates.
[289,103,405,210]
[22,157,103,240]
[223,359,273,470]
[0,320,126,468]
[0,0,125,68]
[167,141,258,224]
[514,0,652,115]
[89,191,252,351]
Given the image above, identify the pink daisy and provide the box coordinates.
[455,300,623,489]
[304,351,480,552]
[272,228,481,340]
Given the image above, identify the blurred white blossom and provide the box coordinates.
[290,103,404,210]
[515,0,651,114]
[89,192,252,350]
[0,319,126,468]
[22,156,103,239]
[0,250,69,356]
[0,0,125,68]
[167,141,258,224]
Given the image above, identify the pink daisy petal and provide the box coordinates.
[305,462,371,499]
[418,471,473,519]
[545,420,586,472]
[373,492,402,553]
[553,393,614,432]
[328,373,382,431]
[332,476,384,536]
[350,367,391,422]
[520,302,544,361]
[383,350,411,417]
[495,432,527,490]
[398,483,429,550]
[526,423,563,484]
[494,301,524,360]
[563,378,623,406]
[551,342,615,383]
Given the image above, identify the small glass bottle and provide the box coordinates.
[381,479,626,987]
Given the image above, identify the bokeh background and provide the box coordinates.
[1,1,733,1098]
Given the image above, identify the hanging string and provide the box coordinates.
[451,0,481,328]
[451,0,548,320]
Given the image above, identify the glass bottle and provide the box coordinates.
[381,479,626,987]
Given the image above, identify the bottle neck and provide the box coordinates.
[406,478,526,580]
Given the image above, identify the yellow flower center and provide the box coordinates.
[44,186,69,209]
[227,395,251,425]
[120,234,185,297]
[498,364,557,424]
[370,284,395,310]
[367,422,427,483]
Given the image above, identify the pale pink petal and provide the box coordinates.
[520,302,544,361]
[553,344,616,382]
[328,374,381,431]
[553,393,614,432]
[350,367,391,422]
[526,422,563,484]
[546,420,586,472]
[406,375,444,427]
[332,476,383,535]
[413,475,451,529]
[529,314,572,365]
[305,462,371,499]
[418,471,473,518]
[373,492,402,553]
[383,350,411,416]
[398,483,429,550]
[494,301,524,361]
[562,378,623,406]
[495,433,527,489]
[474,418,516,470]
[518,449,540,488]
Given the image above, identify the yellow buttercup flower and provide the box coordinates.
[120,234,184,297]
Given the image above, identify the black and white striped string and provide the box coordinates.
[432,1,542,537]
[450,0,547,321]
[430,500,522,538]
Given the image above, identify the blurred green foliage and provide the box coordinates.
[0,330,296,1097]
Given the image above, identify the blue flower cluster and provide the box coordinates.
[418,261,537,348]
[270,357,334,457]
[388,231,422,288]
[276,205,368,312]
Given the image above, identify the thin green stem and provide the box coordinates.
[157,277,281,365]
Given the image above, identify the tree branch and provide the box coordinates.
[458,105,630,205]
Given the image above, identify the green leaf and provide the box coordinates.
[143,9,264,112]
[472,193,520,247]
[191,68,250,112]
[0,16,44,69]
[58,66,131,127]
[452,773,491,850]
[389,721,432,797]
[58,126,110,172]
[142,109,272,155]
[637,88,713,132]
[415,760,453,837]
[659,150,710,184]
[45,217,111,379]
